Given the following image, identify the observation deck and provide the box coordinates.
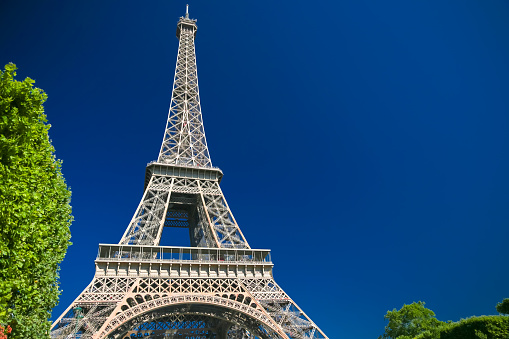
[145,161,224,189]
[176,16,197,38]
[95,244,273,279]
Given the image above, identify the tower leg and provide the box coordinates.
[242,278,329,339]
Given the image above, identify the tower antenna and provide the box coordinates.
[185,4,189,18]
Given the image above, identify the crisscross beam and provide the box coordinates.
[158,14,211,167]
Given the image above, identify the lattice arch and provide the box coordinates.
[98,295,289,339]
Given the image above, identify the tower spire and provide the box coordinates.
[159,6,210,167]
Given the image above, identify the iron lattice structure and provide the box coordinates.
[51,7,329,339]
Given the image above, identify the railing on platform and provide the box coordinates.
[96,244,271,265]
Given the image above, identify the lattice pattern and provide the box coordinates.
[119,176,173,245]
[164,209,190,228]
[242,279,327,339]
[227,325,258,339]
[172,177,200,194]
[123,317,260,339]
[149,176,174,191]
[202,191,248,249]
[125,313,220,338]
[78,277,135,302]
[51,275,328,339]
[51,304,117,339]
[50,277,265,339]
[99,295,283,339]
[133,278,244,295]
[51,278,138,338]
[199,180,221,195]
[133,313,219,330]
[158,15,212,168]
[194,199,217,247]
[113,307,281,339]
[119,176,248,248]
[242,279,288,301]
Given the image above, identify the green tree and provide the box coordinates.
[379,301,446,339]
[0,63,72,338]
[438,315,509,339]
[496,298,509,315]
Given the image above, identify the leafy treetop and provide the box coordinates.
[496,299,509,315]
[379,301,445,339]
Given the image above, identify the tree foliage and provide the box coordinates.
[496,299,509,315]
[437,315,509,339]
[381,300,509,339]
[379,301,446,339]
[0,63,72,338]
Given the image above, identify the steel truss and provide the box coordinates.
[158,8,211,168]
[51,6,329,339]
[119,175,248,248]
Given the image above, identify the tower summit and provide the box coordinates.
[161,5,208,167]
[51,7,330,339]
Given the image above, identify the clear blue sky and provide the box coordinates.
[2,1,509,338]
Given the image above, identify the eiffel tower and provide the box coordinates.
[51,6,329,339]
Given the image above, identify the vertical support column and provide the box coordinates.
[119,176,172,245]
[198,180,221,247]
[218,184,250,247]
[200,182,250,249]
[154,177,175,245]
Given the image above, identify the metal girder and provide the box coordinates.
[51,275,327,339]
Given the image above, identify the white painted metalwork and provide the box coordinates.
[51,6,330,339]
[158,10,211,168]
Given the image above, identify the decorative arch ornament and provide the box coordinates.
[100,295,288,339]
